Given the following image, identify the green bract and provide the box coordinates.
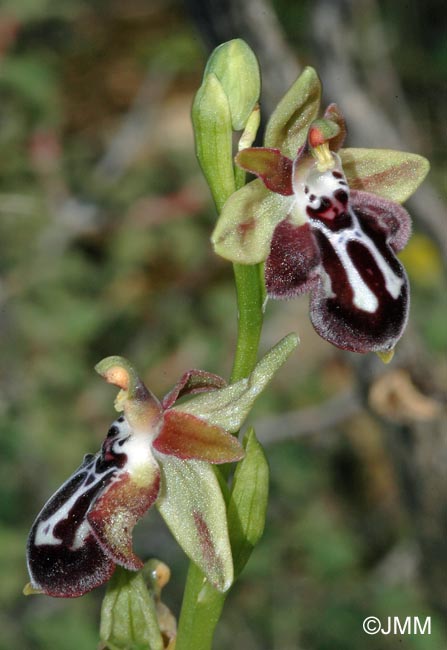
[227,428,269,577]
[100,567,164,650]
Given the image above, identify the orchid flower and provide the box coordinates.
[26,335,297,598]
[212,68,429,358]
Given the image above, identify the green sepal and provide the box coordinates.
[265,66,321,158]
[227,428,269,577]
[340,148,430,203]
[156,457,234,592]
[204,39,261,131]
[177,333,299,431]
[192,72,235,212]
[211,179,294,264]
[99,566,163,650]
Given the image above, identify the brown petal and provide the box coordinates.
[153,410,244,463]
[88,466,161,570]
[162,370,226,410]
[236,148,294,195]
[323,103,347,151]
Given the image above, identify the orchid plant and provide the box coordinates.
[24,40,429,650]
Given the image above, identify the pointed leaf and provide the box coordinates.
[265,66,321,157]
[153,411,244,463]
[100,567,164,650]
[156,457,234,592]
[176,333,298,432]
[204,39,261,131]
[340,148,430,203]
[236,148,294,195]
[212,179,294,264]
[227,428,269,577]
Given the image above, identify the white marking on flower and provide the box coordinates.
[33,477,95,547]
[33,418,133,548]
[295,152,404,313]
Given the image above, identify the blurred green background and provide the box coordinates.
[0,1,445,648]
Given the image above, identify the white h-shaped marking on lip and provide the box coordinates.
[294,152,404,313]
[33,464,104,547]
[311,210,404,313]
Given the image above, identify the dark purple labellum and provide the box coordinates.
[26,419,130,597]
[266,154,411,353]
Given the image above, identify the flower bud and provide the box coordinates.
[204,39,261,131]
[100,567,164,650]
[192,72,235,211]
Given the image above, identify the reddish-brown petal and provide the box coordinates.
[323,103,347,151]
[153,410,244,463]
[265,220,321,298]
[162,370,227,410]
[88,468,160,570]
[236,148,294,196]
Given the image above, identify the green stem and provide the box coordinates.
[230,262,264,383]
[176,114,265,650]
[175,261,264,650]
[175,564,226,650]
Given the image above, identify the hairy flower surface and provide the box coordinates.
[212,68,429,356]
[26,335,297,597]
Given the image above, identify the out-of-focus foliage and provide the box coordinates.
[0,1,445,649]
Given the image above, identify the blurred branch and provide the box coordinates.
[36,60,177,256]
[256,389,361,445]
[311,0,447,254]
[93,62,174,184]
